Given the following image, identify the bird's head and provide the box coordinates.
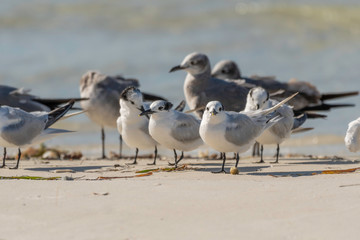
[170,52,210,76]
[140,100,173,117]
[211,60,241,79]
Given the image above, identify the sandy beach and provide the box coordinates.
[1,154,360,240]
[2,1,360,239]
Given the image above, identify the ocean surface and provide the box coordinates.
[1,0,360,156]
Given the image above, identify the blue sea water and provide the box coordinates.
[1,0,359,156]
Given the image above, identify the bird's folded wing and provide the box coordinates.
[224,113,260,146]
[171,114,200,143]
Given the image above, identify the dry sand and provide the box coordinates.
[1,155,360,240]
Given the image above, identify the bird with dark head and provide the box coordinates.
[117,86,158,165]
[140,100,203,168]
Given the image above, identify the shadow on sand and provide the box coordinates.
[192,163,270,173]
[247,170,323,177]
[287,160,360,165]
[25,165,111,172]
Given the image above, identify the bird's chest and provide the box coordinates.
[149,118,172,142]
[200,122,226,143]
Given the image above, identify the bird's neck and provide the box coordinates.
[184,71,210,94]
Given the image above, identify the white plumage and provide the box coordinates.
[243,87,307,163]
[200,93,298,172]
[0,101,75,169]
[345,117,360,153]
[142,100,203,167]
[117,87,158,165]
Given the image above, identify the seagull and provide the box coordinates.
[117,87,158,165]
[345,117,360,153]
[79,70,165,159]
[170,52,250,118]
[0,100,75,169]
[199,93,298,173]
[211,60,242,80]
[140,100,203,168]
[211,60,358,111]
[243,87,307,163]
[0,84,86,112]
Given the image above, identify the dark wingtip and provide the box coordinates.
[298,103,355,112]
[142,92,167,101]
[321,91,359,101]
[174,100,186,112]
[45,100,75,129]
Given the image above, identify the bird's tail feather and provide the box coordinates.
[299,103,355,111]
[320,91,358,101]
[142,92,167,101]
[292,113,307,130]
[294,111,326,119]
[174,100,186,112]
[264,115,284,131]
[261,92,299,116]
[33,98,88,110]
[60,110,86,121]
[45,100,75,129]
[291,127,314,134]
[32,128,75,144]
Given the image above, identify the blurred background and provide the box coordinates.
[1,0,359,157]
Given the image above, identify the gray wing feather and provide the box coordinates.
[0,85,50,112]
[203,78,250,112]
[171,113,201,143]
[0,107,47,146]
[224,113,262,146]
[292,113,307,130]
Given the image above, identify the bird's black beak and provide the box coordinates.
[256,104,260,110]
[137,106,146,112]
[169,65,186,73]
[210,110,218,116]
[139,109,156,116]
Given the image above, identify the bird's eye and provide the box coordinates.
[219,107,222,111]
[130,101,135,105]
[206,107,209,111]
[221,70,227,74]
[159,106,164,110]
[190,60,196,65]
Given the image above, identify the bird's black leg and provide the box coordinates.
[271,144,280,164]
[0,147,6,168]
[118,135,123,159]
[148,146,157,165]
[168,149,178,166]
[235,153,240,168]
[173,149,178,168]
[176,151,184,165]
[10,148,21,170]
[129,148,138,165]
[101,126,106,159]
[218,152,223,160]
[169,150,184,168]
[212,152,227,173]
[257,145,265,163]
[252,142,260,157]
